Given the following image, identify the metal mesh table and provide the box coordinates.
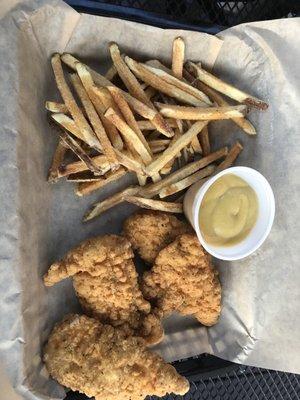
[63,1,300,398]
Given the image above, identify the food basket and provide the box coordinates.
[57,1,299,398]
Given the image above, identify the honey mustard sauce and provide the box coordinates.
[199,174,258,246]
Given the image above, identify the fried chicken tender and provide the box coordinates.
[44,314,189,400]
[123,211,191,264]
[142,233,221,326]
[43,235,163,345]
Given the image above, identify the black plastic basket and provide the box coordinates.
[62,1,300,398]
[66,0,299,33]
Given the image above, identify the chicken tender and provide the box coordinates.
[43,235,163,345]
[44,235,133,286]
[142,233,221,326]
[44,314,189,400]
[123,210,191,264]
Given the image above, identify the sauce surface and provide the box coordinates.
[199,174,258,246]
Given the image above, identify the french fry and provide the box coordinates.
[105,64,118,80]
[137,119,177,130]
[104,107,152,164]
[76,167,127,196]
[159,164,215,198]
[155,103,247,120]
[125,56,206,107]
[45,101,68,113]
[125,196,183,213]
[107,86,152,155]
[61,53,173,138]
[140,147,228,197]
[109,43,151,106]
[61,53,112,87]
[144,86,156,100]
[70,73,119,170]
[59,131,104,175]
[143,64,211,105]
[114,149,146,175]
[145,120,208,176]
[48,140,67,182]
[51,54,100,149]
[57,155,109,178]
[149,145,168,154]
[183,68,257,135]
[51,113,101,150]
[87,86,124,150]
[67,173,104,182]
[149,139,171,147]
[145,59,171,73]
[185,61,268,110]
[172,37,185,79]
[103,89,151,184]
[200,125,210,156]
[216,141,243,171]
[84,186,140,221]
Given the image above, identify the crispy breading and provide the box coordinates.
[73,259,163,345]
[44,235,133,285]
[123,211,191,264]
[43,235,163,345]
[142,233,221,326]
[44,314,189,400]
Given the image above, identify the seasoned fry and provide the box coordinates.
[86,86,124,150]
[183,68,257,135]
[200,125,210,156]
[144,64,211,105]
[59,132,104,175]
[155,103,247,120]
[109,43,151,106]
[61,53,112,87]
[75,64,121,159]
[137,119,177,130]
[51,113,101,150]
[107,86,152,155]
[144,86,156,100]
[172,37,185,79]
[45,101,68,113]
[70,73,119,170]
[105,64,118,80]
[159,164,215,198]
[114,149,146,175]
[48,140,67,182]
[125,197,183,213]
[51,54,100,149]
[216,141,243,171]
[125,56,206,107]
[84,186,140,221]
[67,173,104,182]
[145,121,208,176]
[57,155,109,178]
[140,147,228,197]
[76,168,127,196]
[185,61,268,110]
[104,108,152,164]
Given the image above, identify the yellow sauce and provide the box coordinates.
[199,174,258,247]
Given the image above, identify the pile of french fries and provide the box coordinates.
[46,38,268,221]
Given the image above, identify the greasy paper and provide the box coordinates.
[0,1,299,399]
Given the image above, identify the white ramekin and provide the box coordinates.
[183,166,275,261]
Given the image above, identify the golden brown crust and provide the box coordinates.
[43,235,163,345]
[142,233,221,326]
[44,314,189,400]
[123,210,191,264]
[73,259,163,345]
[43,235,133,286]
